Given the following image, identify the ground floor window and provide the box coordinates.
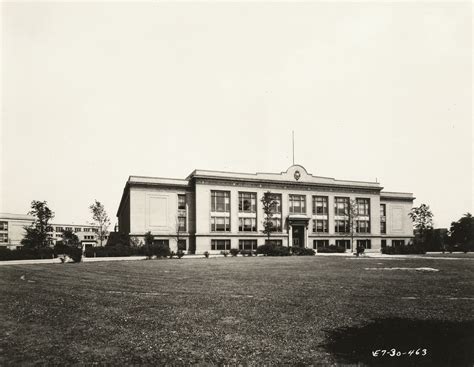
[211,217,230,232]
[381,239,387,248]
[239,217,256,232]
[211,239,231,251]
[336,239,351,249]
[153,239,169,247]
[239,240,258,250]
[0,233,8,243]
[357,239,371,249]
[313,219,328,233]
[392,240,405,247]
[313,239,329,249]
[178,239,186,251]
[265,239,283,246]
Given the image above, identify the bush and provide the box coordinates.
[229,248,240,257]
[0,247,55,261]
[256,244,290,256]
[177,249,185,259]
[381,245,426,255]
[204,251,209,258]
[317,245,346,253]
[155,244,171,258]
[240,250,255,256]
[290,247,315,256]
[221,251,229,257]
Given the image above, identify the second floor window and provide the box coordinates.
[335,197,349,216]
[211,191,230,212]
[335,219,349,233]
[380,204,386,234]
[357,220,370,233]
[239,217,256,232]
[313,219,329,233]
[270,193,282,214]
[178,194,186,210]
[357,198,370,216]
[178,216,186,232]
[313,196,328,215]
[239,192,256,213]
[289,195,306,214]
[0,221,8,231]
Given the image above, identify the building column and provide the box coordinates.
[288,224,292,247]
[305,224,309,248]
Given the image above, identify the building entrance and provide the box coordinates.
[292,225,305,247]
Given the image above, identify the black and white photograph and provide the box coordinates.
[0,1,472,365]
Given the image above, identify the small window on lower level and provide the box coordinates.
[265,239,283,246]
[357,239,371,249]
[239,240,258,250]
[313,239,329,249]
[392,240,405,247]
[178,239,186,251]
[211,239,231,251]
[336,239,351,249]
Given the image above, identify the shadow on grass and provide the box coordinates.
[321,318,474,366]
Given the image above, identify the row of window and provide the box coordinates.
[211,191,372,216]
[313,239,372,250]
[209,217,370,233]
[45,226,98,233]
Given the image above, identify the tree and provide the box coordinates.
[449,213,474,252]
[89,200,111,246]
[144,231,154,259]
[21,200,54,249]
[345,199,360,254]
[59,229,82,262]
[173,216,186,253]
[409,204,434,249]
[261,191,278,244]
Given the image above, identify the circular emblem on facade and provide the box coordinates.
[294,170,301,181]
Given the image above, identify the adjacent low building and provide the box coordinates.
[0,213,106,249]
[116,165,415,254]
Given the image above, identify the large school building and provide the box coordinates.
[116,165,414,254]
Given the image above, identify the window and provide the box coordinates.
[269,217,282,232]
[74,227,81,232]
[357,220,370,233]
[313,239,329,249]
[271,194,282,213]
[336,239,351,250]
[335,219,349,233]
[335,197,349,216]
[178,216,186,231]
[313,219,328,233]
[178,239,187,251]
[357,239,371,249]
[239,240,258,250]
[381,239,387,248]
[46,226,53,232]
[211,191,230,212]
[83,228,91,232]
[153,239,169,247]
[0,221,8,231]
[211,239,231,251]
[392,240,405,247]
[289,195,306,214]
[313,196,328,215]
[265,239,283,246]
[239,192,256,213]
[0,233,8,242]
[380,204,386,234]
[55,227,63,232]
[92,228,98,233]
[211,216,230,232]
[178,194,186,210]
[239,218,256,232]
[357,198,370,216]
[65,227,72,231]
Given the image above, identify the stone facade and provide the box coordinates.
[116,165,415,254]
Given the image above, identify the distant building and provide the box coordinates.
[116,165,415,254]
[0,213,107,249]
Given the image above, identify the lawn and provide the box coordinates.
[0,256,473,365]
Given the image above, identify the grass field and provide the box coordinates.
[1,256,473,365]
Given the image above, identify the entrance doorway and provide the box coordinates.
[292,225,305,247]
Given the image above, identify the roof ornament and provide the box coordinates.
[294,170,301,181]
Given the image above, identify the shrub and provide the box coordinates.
[169,251,175,259]
[256,244,290,256]
[240,250,255,256]
[204,251,209,258]
[0,247,55,261]
[291,247,315,256]
[221,251,229,257]
[67,247,83,263]
[229,248,240,257]
[317,245,346,253]
[381,245,426,255]
[155,244,171,258]
[177,249,185,259]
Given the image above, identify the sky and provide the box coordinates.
[1,1,472,229]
